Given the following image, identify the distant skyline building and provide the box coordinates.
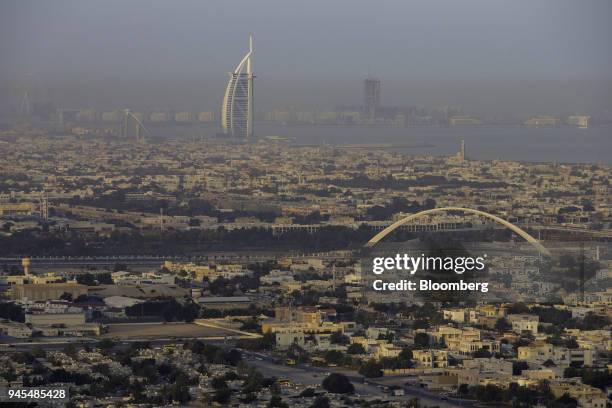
[363,77,381,119]
[19,91,32,116]
[122,109,146,142]
[221,35,254,139]
[566,115,590,129]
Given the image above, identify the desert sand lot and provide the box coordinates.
[102,322,230,339]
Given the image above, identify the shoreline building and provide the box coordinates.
[566,115,590,129]
[221,36,254,139]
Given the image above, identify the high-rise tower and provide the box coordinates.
[364,77,381,119]
[20,91,32,116]
[221,36,254,139]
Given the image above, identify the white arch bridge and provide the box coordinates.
[365,206,552,257]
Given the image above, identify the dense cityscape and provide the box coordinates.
[0,122,610,407]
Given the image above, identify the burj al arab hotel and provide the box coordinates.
[221,36,254,139]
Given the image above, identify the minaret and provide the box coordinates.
[22,258,31,276]
[460,139,466,163]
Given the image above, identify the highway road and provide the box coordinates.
[0,250,349,267]
[242,351,473,407]
[0,335,235,353]
[0,322,252,350]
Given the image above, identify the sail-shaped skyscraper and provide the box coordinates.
[221,36,254,139]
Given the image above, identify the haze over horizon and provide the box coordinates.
[1,0,611,115]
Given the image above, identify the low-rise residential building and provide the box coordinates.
[413,349,449,368]
[508,314,539,335]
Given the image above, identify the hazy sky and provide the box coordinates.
[1,0,611,113]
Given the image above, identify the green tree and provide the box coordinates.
[211,376,227,390]
[310,396,330,408]
[76,273,96,286]
[300,388,316,397]
[347,343,366,355]
[321,373,354,394]
[565,338,579,349]
[329,331,349,345]
[513,361,529,375]
[268,394,289,408]
[507,302,530,314]
[359,359,383,378]
[213,387,232,404]
[324,350,344,365]
[400,347,413,360]
[556,393,578,407]
[59,292,73,302]
[495,317,511,332]
[242,369,264,393]
[473,348,492,358]
[414,332,430,348]
[581,313,609,330]
[97,338,116,352]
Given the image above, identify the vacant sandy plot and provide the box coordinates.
[103,323,229,339]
